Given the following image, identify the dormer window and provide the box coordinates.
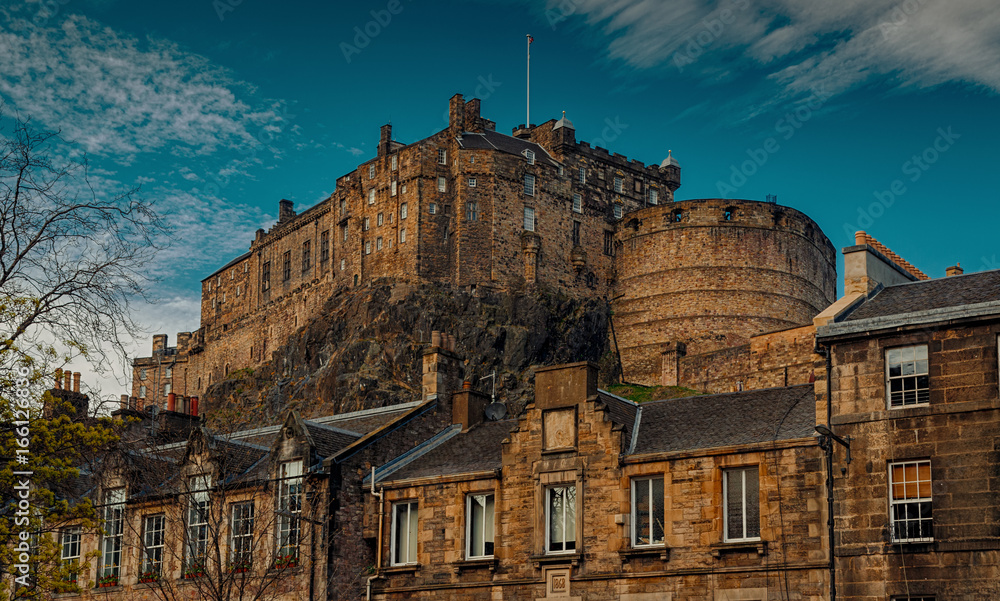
[523,149,535,165]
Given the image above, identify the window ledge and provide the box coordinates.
[710,540,767,557]
[619,546,670,562]
[453,557,497,573]
[383,563,420,575]
[529,552,582,569]
[887,540,934,553]
[93,585,122,591]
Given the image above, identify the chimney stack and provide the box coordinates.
[946,263,964,277]
[73,372,81,393]
[120,394,129,410]
[64,371,72,391]
[378,123,392,156]
[54,369,63,389]
[278,199,296,223]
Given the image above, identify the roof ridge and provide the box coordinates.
[858,231,929,280]
[642,383,811,406]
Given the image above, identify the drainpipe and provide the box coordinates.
[816,341,836,601]
[366,467,384,601]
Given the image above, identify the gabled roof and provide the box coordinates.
[843,269,1000,322]
[629,385,815,456]
[378,419,516,483]
[597,390,639,453]
[457,130,560,167]
[304,421,362,458]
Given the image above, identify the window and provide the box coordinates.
[572,193,582,214]
[468,177,477,188]
[262,261,271,290]
[524,174,535,196]
[672,209,684,222]
[164,382,171,396]
[341,225,348,242]
[724,207,734,221]
[141,514,165,578]
[632,477,665,547]
[598,169,605,180]
[378,213,384,227]
[546,485,576,553]
[339,198,347,216]
[391,155,397,170]
[572,220,581,246]
[524,149,535,164]
[887,345,929,407]
[429,203,437,215]
[277,461,303,559]
[340,258,346,271]
[230,502,254,570]
[466,494,495,558]
[890,460,933,543]
[635,179,643,193]
[165,366,172,378]
[437,177,446,193]
[369,164,375,179]
[139,385,147,398]
[391,180,397,196]
[613,204,623,220]
[363,217,370,231]
[376,237,383,251]
[523,207,536,232]
[302,240,311,272]
[402,183,407,193]
[365,241,372,255]
[399,229,406,244]
[282,251,291,281]
[649,188,659,205]
[614,176,624,193]
[438,148,447,164]
[724,466,760,541]
[392,501,418,565]
[368,189,376,205]
[186,476,210,570]
[466,202,478,222]
[603,231,615,256]
[140,369,147,380]
[578,167,586,184]
[60,528,81,582]
[320,230,330,263]
[400,203,408,219]
[236,285,241,296]
[99,488,125,578]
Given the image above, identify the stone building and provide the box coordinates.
[814,241,1000,600]
[130,94,846,410]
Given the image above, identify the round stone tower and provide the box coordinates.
[613,198,836,386]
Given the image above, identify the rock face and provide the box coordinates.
[202,282,614,430]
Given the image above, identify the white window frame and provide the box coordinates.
[230,501,254,568]
[578,167,586,184]
[613,204,623,220]
[368,189,376,205]
[369,164,375,179]
[468,177,477,188]
[141,514,166,577]
[649,188,659,205]
[340,258,346,271]
[465,493,495,559]
[139,385,147,399]
[466,202,478,222]
[437,177,446,193]
[572,193,582,214]
[391,180,397,196]
[164,382,171,396]
[545,485,576,554]
[524,174,535,196]
[186,476,210,570]
[438,148,447,165]
[165,366,172,378]
[377,213,384,227]
[376,237,383,251]
[391,155,397,170]
[399,229,406,244]
[363,217,370,231]
[365,241,371,255]
[400,203,408,219]
[524,149,535,164]
[723,466,760,542]
[391,501,419,565]
[429,203,437,215]
[889,459,933,543]
[886,345,929,408]
[614,176,624,194]
[523,207,535,232]
[277,460,303,559]
[631,476,665,547]
[140,368,147,380]
[60,527,81,581]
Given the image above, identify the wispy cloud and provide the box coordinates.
[554,0,1000,102]
[0,7,289,164]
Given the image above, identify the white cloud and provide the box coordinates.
[0,8,290,163]
[554,0,1000,100]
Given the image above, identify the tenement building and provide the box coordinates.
[130,94,841,409]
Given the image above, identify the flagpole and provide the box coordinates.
[526,33,531,127]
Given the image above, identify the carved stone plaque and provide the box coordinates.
[543,408,576,450]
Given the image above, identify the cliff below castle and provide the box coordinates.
[200,282,616,430]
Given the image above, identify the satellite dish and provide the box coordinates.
[484,402,507,421]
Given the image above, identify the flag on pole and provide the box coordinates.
[528,35,533,44]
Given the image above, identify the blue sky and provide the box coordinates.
[2,0,998,392]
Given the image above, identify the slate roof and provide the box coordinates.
[629,385,815,456]
[304,422,362,458]
[597,391,639,452]
[844,269,1000,322]
[457,130,560,167]
[382,419,516,482]
[202,251,251,281]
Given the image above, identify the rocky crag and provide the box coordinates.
[202,281,617,431]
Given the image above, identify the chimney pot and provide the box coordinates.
[73,372,81,393]
[431,331,442,347]
[854,231,867,246]
[191,397,199,417]
[64,371,72,391]
[120,394,128,409]
[167,392,176,412]
[463,380,472,390]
